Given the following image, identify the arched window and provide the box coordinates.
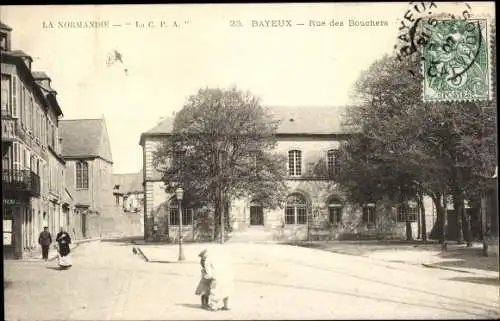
[288,150,302,176]
[76,161,89,189]
[249,200,264,226]
[169,199,193,226]
[285,193,307,225]
[327,149,341,178]
[328,197,343,225]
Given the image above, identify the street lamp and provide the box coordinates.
[175,187,185,261]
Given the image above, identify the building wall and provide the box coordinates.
[2,61,68,258]
[142,135,437,242]
[65,157,114,215]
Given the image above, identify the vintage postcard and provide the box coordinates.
[1,2,498,320]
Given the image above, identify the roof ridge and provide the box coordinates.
[60,118,104,121]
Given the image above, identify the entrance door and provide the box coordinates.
[250,206,264,226]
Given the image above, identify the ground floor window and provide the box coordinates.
[169,206,193,226]
[329,206,342,225]
[362,204,376,225]
[397,201,418,222]
[285,193,308,225]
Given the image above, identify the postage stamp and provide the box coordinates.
[422,18,491,102]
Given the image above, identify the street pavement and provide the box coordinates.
[4,240,500,320]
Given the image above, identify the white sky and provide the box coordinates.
[1,3,494,174]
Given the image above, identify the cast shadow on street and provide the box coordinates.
[100,235,144,246]
[4,280,12,289]
[45,266,71,271]
[447,276,500,287]
[176,303,205,310]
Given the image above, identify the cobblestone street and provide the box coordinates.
[4,240,500,320]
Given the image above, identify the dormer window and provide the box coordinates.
[0,34,6,51]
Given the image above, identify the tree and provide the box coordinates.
[152,87,288,242]
[339,55,426,240]
[339,52,497,244]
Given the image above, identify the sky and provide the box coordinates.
[1,3,494,174]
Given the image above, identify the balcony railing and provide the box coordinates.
[2,170,41,197]
[1,117,16,142]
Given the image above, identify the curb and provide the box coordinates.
[44,237,101,262]
[420,262,498,277]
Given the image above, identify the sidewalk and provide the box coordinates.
[291,241,499,278]
[26,237,101,262]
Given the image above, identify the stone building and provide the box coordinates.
[1,22,72,258]
[59,117,114,237]
[113,171,144,213]
[139,106,436,243]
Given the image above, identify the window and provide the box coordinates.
[327,149,341,177]
[76,161,89,189]
[115,195,120,206]
[285,193,308,225]
[362,204,376,225]
[169,200,193,226]
[1,74,9,115]
[328,198,343,225]
[397,201,418,222]
[29,96,34,133]
[12,75,18,118]
[288,150,302,176]
[0,33,6,51]
[173,150,185,173]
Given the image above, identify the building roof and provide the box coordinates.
[0,21,12,31]
[59,118,113,163]
[8,50,33,60]
[269,106,346,135]
[113,171,143,194]
[32,71,51,80]
[140,106,348,144]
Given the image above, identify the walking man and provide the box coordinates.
[38,227,52,261]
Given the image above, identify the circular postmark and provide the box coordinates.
[394,2,473,73]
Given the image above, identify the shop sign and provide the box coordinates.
[3,232,12,245]
[3,199,21,205]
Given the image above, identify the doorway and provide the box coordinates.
[250,205,264,226]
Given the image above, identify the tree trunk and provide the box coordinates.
[452,191,464,244]
[417,201,421,240]
[401,190,413,241]
[429,192,446,243]
[462,204,473,247]
[418,191,427,241]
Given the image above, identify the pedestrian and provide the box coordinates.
[195,248,212,309]
[203,245,234,311]
[56,227,72,268]
[38,227,52,261]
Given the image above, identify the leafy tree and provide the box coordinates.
[152,87,288,242]
[339,51,497,244]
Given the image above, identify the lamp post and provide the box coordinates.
[175,187,185,261]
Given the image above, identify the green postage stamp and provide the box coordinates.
[422,18,491,102]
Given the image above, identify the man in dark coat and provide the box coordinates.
[38,227,52,261]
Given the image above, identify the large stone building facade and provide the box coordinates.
[1,22,75,259]
[139,106,436,243]
[59,118,115,238]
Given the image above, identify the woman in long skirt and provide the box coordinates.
[56,227,72,268]
[203,246,234,311]
[195,249,212,308]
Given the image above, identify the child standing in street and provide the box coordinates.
[195,249,211,309]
